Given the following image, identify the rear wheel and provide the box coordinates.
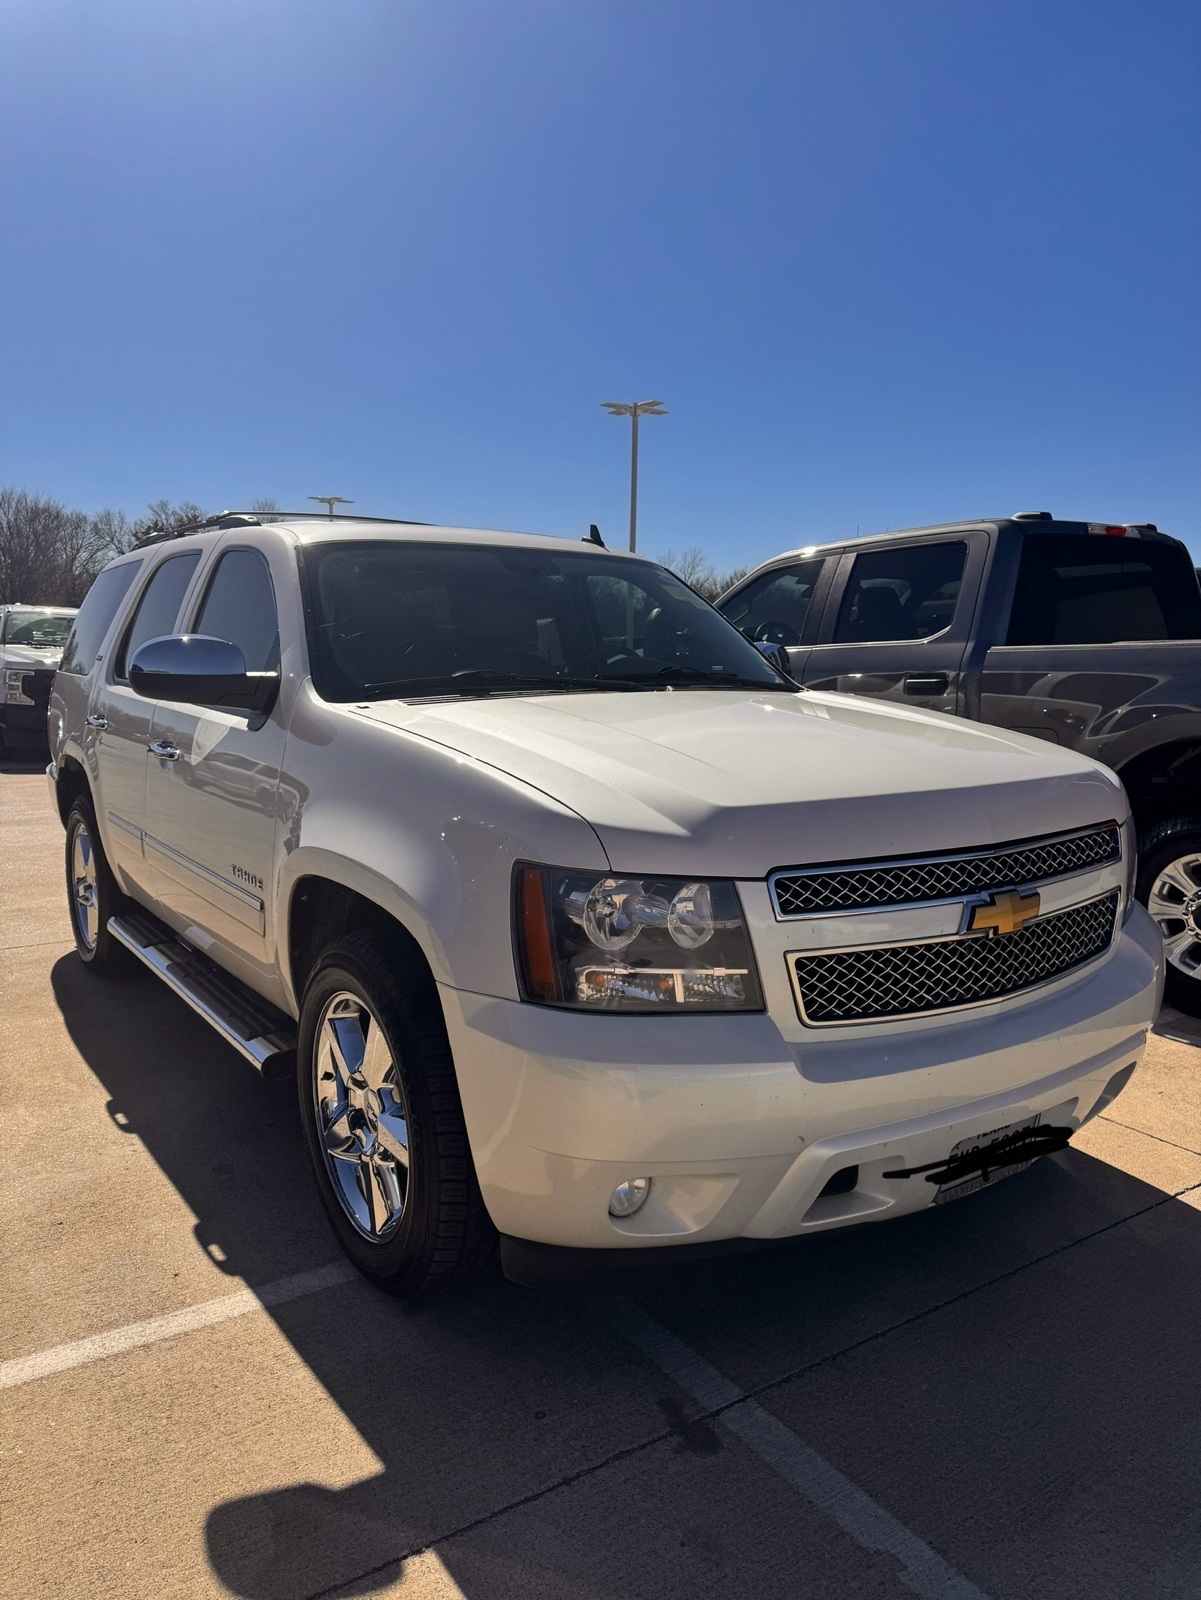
[64,795,131,973]
[1138,814,1201,1016]
[296,930,495,1299]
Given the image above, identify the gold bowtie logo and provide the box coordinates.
[967,888,1041,936]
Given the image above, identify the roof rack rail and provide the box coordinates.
[133,510,430,546]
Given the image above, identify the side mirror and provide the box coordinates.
[129,635,279,713]
[754,640,788,675]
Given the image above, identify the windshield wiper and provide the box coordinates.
[362,668,649,699]
[622,666,792,690]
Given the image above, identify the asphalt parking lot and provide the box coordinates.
[4,765,1201,1600]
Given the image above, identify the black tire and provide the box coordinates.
[1137,813,1201,1016]
[64,795,132,973]
[296,929,496,1300]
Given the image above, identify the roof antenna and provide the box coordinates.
[584,523,606,547]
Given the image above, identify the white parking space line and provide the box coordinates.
[608,1299,989,1600]
[0,1262,357,1392]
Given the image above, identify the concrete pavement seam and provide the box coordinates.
[290,1180,1201,1600]
[1097,1112,1201,1158]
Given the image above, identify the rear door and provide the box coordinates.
[979,533,1201,750]
[142,541,286,992]
[89,550,202,897]
[717,556,834,680]
[800,533,988,714]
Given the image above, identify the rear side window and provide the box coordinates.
[719,559,825,647]
[116,553,201,678]
[1007,537,1201,645]
[193,549,280,671]
[58,562,142,676]
[833,542,967,643]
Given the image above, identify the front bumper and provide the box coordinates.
[440,904,1162,1256]
[0,703,51,748]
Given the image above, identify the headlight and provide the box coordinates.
[515,865,763,1013]
[5,670,30,705]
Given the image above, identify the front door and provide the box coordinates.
[142,545,285,995]
[90,550,202,897]
[801,535,987,715]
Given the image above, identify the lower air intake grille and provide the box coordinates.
[791,891,1120,1026]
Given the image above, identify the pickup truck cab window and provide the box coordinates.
[192,547,280,671]
[1006,536,1201,645]
[833,541,968,644]
[719,558,825,647]
[115,552,202,679]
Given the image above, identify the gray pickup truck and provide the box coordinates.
[718,513,1201,1014]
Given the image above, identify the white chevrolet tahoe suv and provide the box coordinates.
[48,512,1163,1297]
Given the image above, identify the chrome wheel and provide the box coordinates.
[313,991,411,1240]
[70,819,100,951]
[1147,850,1201,979]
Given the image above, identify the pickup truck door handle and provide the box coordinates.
[147,739,180,761]
[85,714,108,730]
[903,673,950,696]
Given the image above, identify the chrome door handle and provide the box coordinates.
[85,714,108,730]
[147,739,180,760]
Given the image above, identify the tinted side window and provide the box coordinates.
[719,560,825,646]
[116,553,201,678]
[58,562,142,674]
[1006,537,1201,645]
[194,549,280,671]
[833,542,967,643]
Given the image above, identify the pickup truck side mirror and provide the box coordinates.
[754,640,788,674]
[129,635,279,714]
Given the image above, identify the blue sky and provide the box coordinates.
[2,0,1198,572]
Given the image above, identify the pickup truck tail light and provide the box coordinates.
[515,865,764,1013]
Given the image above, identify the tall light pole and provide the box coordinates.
[601,400,666,552]
[309,495,354,520]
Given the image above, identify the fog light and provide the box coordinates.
[608,1177,652,1218]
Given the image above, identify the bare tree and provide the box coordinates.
[656,546,748,603]
[89,508,135,558]
[250,497,282,523]
[132,499,206,542]
[0,488,111,605]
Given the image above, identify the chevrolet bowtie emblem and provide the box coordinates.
[966,888,1042,936]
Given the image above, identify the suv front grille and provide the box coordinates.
[771,825,1119,917]
[790,890,1120,1025]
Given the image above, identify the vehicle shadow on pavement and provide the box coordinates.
[52,953,1201,1600]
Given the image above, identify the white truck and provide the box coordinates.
[1,603,77,758]
[47,512,1163,1297]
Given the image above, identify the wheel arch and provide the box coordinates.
[54,754,93,828]
[279,850,446,1016]
[1115,738,1201,835]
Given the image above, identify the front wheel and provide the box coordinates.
[296,930,495,1300]
[1138,814,1201,1016]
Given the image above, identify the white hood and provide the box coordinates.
[2,643,63,670]
[357,689,1126,876]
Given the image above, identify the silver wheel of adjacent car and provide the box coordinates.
[69,815,100,952]
[313,990,411,1241]
[1147,850,1201,979]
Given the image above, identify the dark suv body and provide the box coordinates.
[718,514,1201,1012]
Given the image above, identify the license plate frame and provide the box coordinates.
[933,1113,1040,1205]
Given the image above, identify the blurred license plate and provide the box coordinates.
[933,1114,1039,1205]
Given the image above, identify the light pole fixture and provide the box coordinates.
[601,400,666,553]
[309,495,354,520]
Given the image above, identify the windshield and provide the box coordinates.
[2,609,75,647]
[305,541,790,702]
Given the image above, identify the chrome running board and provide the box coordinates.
[108,910,297,1078]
